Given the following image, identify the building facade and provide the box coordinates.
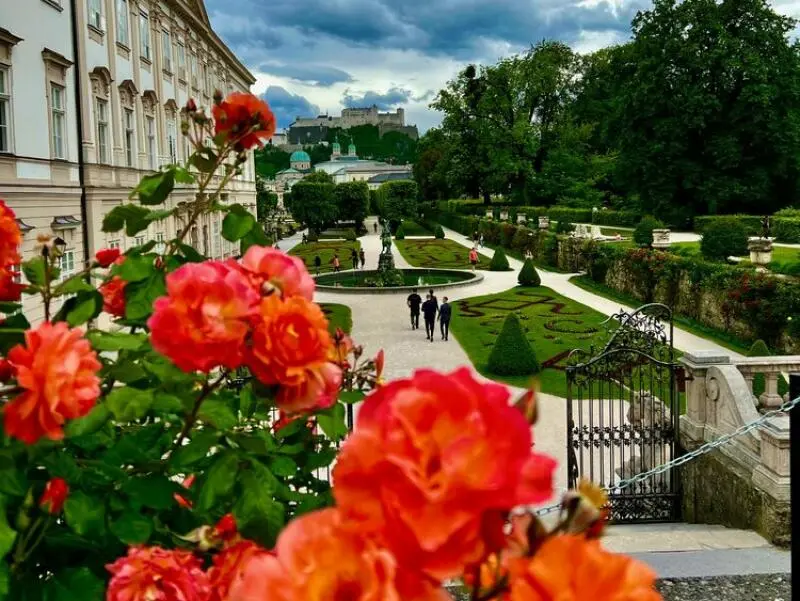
[0,0,257,324]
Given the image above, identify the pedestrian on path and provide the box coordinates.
[438,296,452,341]
[350,248,359,271]
[407,288,422,330]
[359,249,366,269]
[422,294,438,341]
[429,288,438,310]
[332,254,341,273]
[314,255,322,275]
[469,247,479,271]
[373,222,378,234]
[479,234,484,248]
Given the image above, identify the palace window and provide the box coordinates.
[88,0,103,30]
[161,30,172,72]
[58,249,75,280]
[96,98,109,163]
[166,115,177,164]
[0,67,11,153]
[124,108,135,167]
[177,43,186,78]
[116,0,129,45]
[139,11,151,60]
[145,115,156,169]
[51,84,66,159]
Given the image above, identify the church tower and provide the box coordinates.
[331,137,341,159]
[348,142,357,157]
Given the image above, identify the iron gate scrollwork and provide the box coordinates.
[566,303,681,523]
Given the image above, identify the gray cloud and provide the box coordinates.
[261,85,321,128]
[258,63,354,87]
[342,87,414,109]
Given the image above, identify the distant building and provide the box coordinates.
[287,105,418,143]
[274,149,311,195]
[314,142,412,185]
[366,172,414,191]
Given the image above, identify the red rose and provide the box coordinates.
[95,248,122,268]
[106,546,209,601]
[39,477,69,514]
[211,92,276,150]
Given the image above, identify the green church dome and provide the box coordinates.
[290,150,311,163]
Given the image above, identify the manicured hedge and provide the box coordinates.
[518,259,541,286]
[693,215,800,243]
[487,313,540,376]
[439,200,642,228]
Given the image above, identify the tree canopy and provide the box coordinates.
[286,182,338,234]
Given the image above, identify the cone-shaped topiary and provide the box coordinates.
[518,259,541,287]
[487,313,540,376]
[395,223,406,240]
[489,247,510,271]
[748,339,770,397]
[435,225,445,239]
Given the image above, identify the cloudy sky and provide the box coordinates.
[206,0,800,133]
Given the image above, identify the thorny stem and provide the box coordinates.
[172,371,228,450]
[42,248,51,322]
[12,515,52,573]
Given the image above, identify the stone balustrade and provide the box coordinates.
[735,356,800,409]
[679,351,792,545]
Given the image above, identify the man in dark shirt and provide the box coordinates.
[438,296,452,341]
[421,294,438,341]
[313,255,322,275]
[406,288,422,330]
[428,288,438,310]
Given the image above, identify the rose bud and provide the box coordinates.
[39,477,69,514]
[95,248,121,268]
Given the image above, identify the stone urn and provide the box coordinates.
[517,214,527,224]
[748,237,773,267]
[538,216,550,230]
[485,210,493,219]
[651,228,671,250]
[499,210,509,221]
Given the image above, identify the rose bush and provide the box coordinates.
[0,91,661,601]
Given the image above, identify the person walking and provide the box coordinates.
[422,294,438,341]
[479,234,484,248]
[332,254,341,273]
[438,296,452,341]
[314,254,322,275]
[428,288,438,310]
[359,248,366,269]
[373,222,378,234]
[406,288,422,330]
[469,247,479,271]
[350,248,359,271]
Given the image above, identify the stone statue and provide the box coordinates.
[761,215,771,240]
[380,221,392,255]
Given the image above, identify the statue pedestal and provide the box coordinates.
[748,237,773,267]
[378,252,396,272]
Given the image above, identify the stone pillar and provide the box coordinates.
[538,216,549,230]
[485,210,493,219]
[748,237,773,267]
[759,373,784,409]
[499,210,509,221]
[517,214,526,224]
[679,351,731,446]
[652,229,671,249]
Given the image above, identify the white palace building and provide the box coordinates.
[0,0,257,323]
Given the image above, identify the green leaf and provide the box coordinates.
[110,511,153,544]
[53,277,94,296]
[64,291,103,327]
[116,254,156,282]
[0,302,21,314]
[174,166,195,184]
[238,386,257,418]
[170,431,218,468]
[0,563,9,599]
[268,455,297,477]
[233,462,284,547]
[0,498,16,558]
[198,399,238,430]
[123,476,181,510]
[176,243,205,263]
[197,451,239,513]
[86,331,147,352]
[106,387,155,421]
[64,492,106,537]
[153,392,184,413]
[107,362,148,384]
[222,204,256,241]
[102,204,152,236]
[124,273,166,321]
[317,403,349,441]
[22,257,46,287]
[134,170,175,206]
[190,148,218,172]
[44,567,105,601]
[240,223,271,253]
[65,404,111,439]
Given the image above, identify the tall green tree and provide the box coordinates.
[335,181,370,229]
[286,182,338,233]
[413,127,457,201]
[255,176,278,223]
[612,0,800,223]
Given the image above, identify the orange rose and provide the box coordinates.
[0,200,21,268]
[148,261,260,373]
[0,266,24,302]
[333,368,556,580]
[236,245,315,300]
[212,92,276,150]
[506,535,662,601]
[328,327,354,369]
[100,276,128,318]
[246,296,341,413]
[106,546,210,601]
[208,539,271,601]
[3,322,101,444]
[228,508,447,601]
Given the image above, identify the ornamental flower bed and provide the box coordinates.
[0,92,661,600]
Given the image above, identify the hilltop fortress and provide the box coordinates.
[287,106,419,144]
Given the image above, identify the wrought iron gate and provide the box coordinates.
[566,303,681,523]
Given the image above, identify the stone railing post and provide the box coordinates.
[679,351,731,447]
[760,373,784,409]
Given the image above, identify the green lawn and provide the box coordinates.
[290,241,361,274]
[320,303,352,335]
[449,286,615,397]
[395,238,489,270]
[570,275,751,355]
[600,227,634,237]
[398,220,434,237]
[671,241,800,275]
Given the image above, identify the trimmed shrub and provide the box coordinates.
[489,247,511,271]
[307,231,319,242]
[700,217,748,260]
[487,313,540,376]
[592,210,641,227]
[394,223,406,240]
[775,207,800,218]
[633,216,664,247]
[434,225,445,239]
[518,259,541,287]
[548,207,592,224]
[694,215,761,236]
[772,218,800,243]
[554,220,575,234]
[344,229,357,241]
